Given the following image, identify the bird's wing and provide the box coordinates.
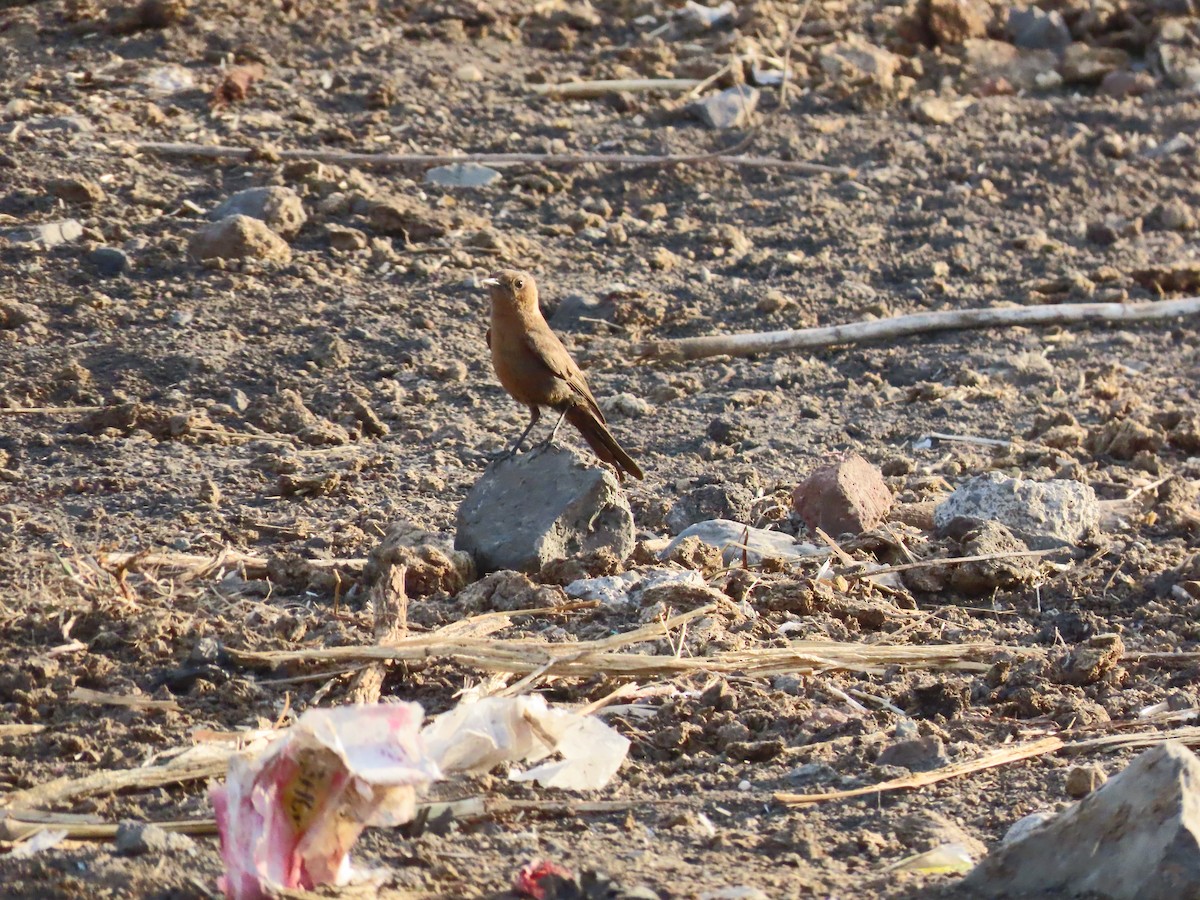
[524,327,606,423]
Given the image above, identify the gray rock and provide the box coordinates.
[423,162,503,188]
[90,246,130,277]
[455,444,634,574]
[933,472,1099,549]
[114,822,196,857]
[690,86,760,130]
[4,219,83,248]
[962,742,1200,899]
[662,519,821,567]
[1007,6,1070,51]
[211,186,307,238]
[189,215,292,263]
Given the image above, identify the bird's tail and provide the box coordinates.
[566,406,644,481]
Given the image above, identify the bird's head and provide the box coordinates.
[481,270,538,312]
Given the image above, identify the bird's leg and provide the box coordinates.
[507,405,541,455]
[537,407,569,449]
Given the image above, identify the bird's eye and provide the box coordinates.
[514,279,524,289]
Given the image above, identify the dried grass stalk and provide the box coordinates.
[228,604,1019,678]
[776,737,1065,806]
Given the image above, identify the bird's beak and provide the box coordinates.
[480,277,500,286]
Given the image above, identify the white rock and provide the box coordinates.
[5,219,83,248]
[934,472,1099,548]
[662,519,822,566]
[423,163,503,188]
[566,568,706,606]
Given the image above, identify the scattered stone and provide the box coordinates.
[962,743,1200,899]
[1007,6,1070,51]
[89,246,130,277]
[1100,70,1156,99]
[133,0,188,29]
[876,735,948,772]
[1053,633,1125,686]
[819,38,901,92]
[368,197,454,242]
[1150,199,1196,232]
[1086,419,1163,461]
[710,223,752,255]
[927,0,988,46]
[49,176,105,205]
[455,62,484,82]
[934,472,1099,549]
[1169,416,1200,453]
[1132,261,1200,293]
[662,519,821,567]
[690,86,760,130]
[423,162,503,188]
[661,534,725,574]
[912,96,965,125]
[1159,44,1200,90]
[667,482,756,535]
[1145,133,1195,160]
[700,888,768,900]
[1086,215,1142,245]
[189,215,291,262]
[649,247,679,271]
[601,393,651,419]
[4,219,83,249]
[0,298,43,329]
[945,520,1039,595]
[792,453,893,537]
[364,522,476,598]
[539,547,623,585]
[456,444,634,574]
[1061,43,1130,85]
[325,224,368,252]
[114,821,197,857]
[453,570,564,613]
[1065,763,1108,798]
[211,186,307,238]
[960,40,1058,93]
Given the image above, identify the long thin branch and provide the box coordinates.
[776,736,1065,806]
[136,141,852,177]
[639,297,1200,362]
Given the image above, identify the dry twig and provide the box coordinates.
[776,737,1065,806]
[227,604,1023,679]
[136,141,852,177]
[639,297,1200,362]
[533,78,702,97]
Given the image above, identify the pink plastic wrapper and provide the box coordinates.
[210,703,438,900]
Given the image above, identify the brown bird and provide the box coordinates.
[482,270,644,481]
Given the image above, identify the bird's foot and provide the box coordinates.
[480,447,517,464]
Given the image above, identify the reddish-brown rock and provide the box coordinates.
[792,454,893,536]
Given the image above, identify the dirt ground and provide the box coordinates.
[2,0,1200,897]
